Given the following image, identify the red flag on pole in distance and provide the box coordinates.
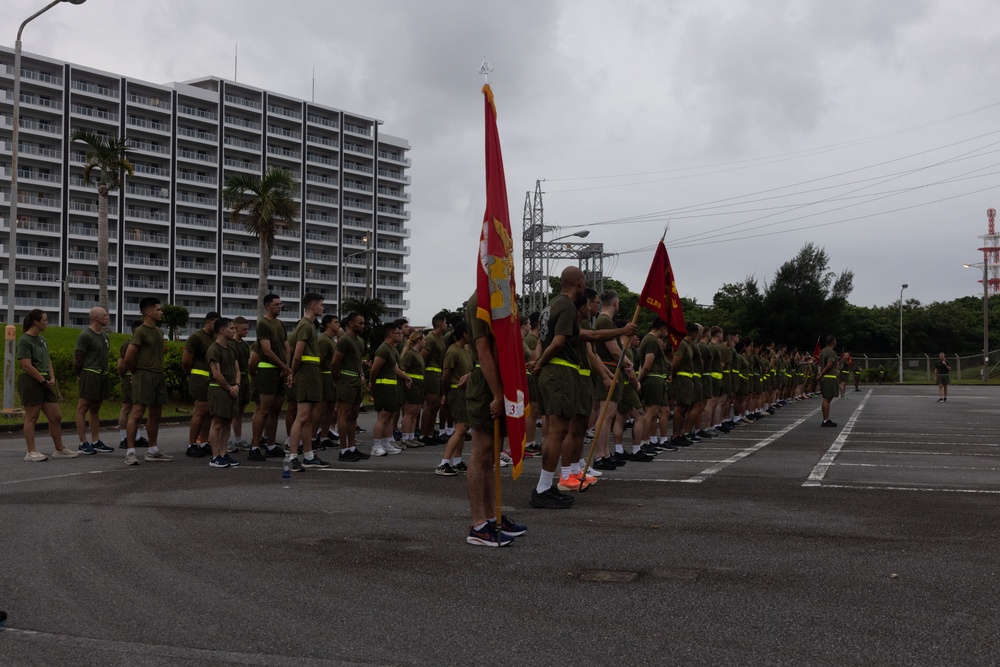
[476,83,529,480]
[638,240,687,348]
[813,337,821,359]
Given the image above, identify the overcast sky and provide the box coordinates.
[10,0,1000,323]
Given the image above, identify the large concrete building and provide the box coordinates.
[0,45,411,332]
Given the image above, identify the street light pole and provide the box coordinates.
[544,230,590,299]
[899,283,908,383]
[4,0,87,413]
[964,262,990,382]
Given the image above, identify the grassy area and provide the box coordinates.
[0,324,192,426]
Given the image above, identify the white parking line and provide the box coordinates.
[813,483,1000,494]
[682,407,820,483]
[804,390,872,486]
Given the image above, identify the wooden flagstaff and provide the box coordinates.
[580,227,669,491]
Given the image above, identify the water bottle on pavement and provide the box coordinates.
[282,457,292,488]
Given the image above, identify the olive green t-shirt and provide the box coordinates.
[290,317,319,362]
[17,333,50,375]
[523,332,538,364]
[674,339,694,374]
[464,291,492,365]
[318,332,336,371]
[708,342,723,374]
[184,328,214,372]
[336,333,365,376]
[819,347,838,376]
[232,339,250,374]
[540,293,580,366]
[130,324,165,372]
[424,332,447,371]
[256,316,288,366]
[400,349,424,375]
[594,313,618,365]
[639,333,667,375]
[74,327,109,371]
[206,340,237,384]
[694,342,708,375]
[444,343,473,387]
[373,341,400,381]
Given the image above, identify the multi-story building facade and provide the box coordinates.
[0,46,411,332]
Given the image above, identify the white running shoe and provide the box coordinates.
[371,444,387,457]
[384,442,402,455]
[499,451,512,467]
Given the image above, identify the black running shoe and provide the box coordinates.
[264,446,285,458]
[247,448,266,462]
[593,457,617,471]
[186,444,206,458]
[338,449,362,462]
[696,429,714,439]
[624,449,655,462]
[821,420,838,428]
[529,487,574,509]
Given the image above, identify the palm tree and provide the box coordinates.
[70,131,134,315]
[222,168,300,316]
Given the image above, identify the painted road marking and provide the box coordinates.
[803,389,872,487]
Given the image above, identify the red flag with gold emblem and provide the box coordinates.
[476,83,529,480]
[638,241,687,348]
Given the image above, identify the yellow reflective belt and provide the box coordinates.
[675,371,693,377]
[549,357,581,370]
[648,373,667,379]
[711,372,723,380]
[190,368,210,376]
[258,362,278,369]
[375,378,398,385]
[301,355,320,363]
[409,373,424,380]
[341,370,359,377]
[83,368,103,373]
[578,368,591,377]
[322,371,332,375]
[425,366,443,373]
[449,383,460,389]
[822,374,838,379]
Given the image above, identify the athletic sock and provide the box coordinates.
[536,469,555,494]
[570,462,580,476]
[451,457,462,466]
[440,458,450,467]
[615,444,625,454]
[561,465,572,479]
[119,429,127,440]
[474,521,488,531]
[148,446,159,454]
[632,445,642,454]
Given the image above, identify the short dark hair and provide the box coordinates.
[233,316,248,326]
[205,312,220,323]
[130,319,143,332]
[213,317,232,333]
[600,289,618,305]
[584,288,599,301]
[825,334,836,346]
[344,311,364,326]
[138,296,160,313]
[452,319,468,339]
[383,322,401,338]
[22,308,46,330]
[432,313,447,327]
[651,317,667,330]
[529,311,540,327]
[302,292,324,309]
[685,322,699,335]
[394,318,409,327]
[263,293,280,307]
[321,314,337,328]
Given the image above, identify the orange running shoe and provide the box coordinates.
[557,474,591,492]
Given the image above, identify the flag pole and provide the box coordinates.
[493,416,504,544]
[579,305,640,490]
[580,229,668,491]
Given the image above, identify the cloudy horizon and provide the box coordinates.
[6,0,1000,323]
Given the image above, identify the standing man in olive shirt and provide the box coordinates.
[462,290,526,546]
[182,312,218,457]
[671,323,700,447]
[370,322,409,457]
[592,290,635,468]
[286,293,330,471]
[637,318,670,457]
[333,312,369,461]
[818,335,839,427]
[74,306,114,455]
[420,313,448,445]
[315,314,341,449]
[123,297,174,466]
[228,316,251,453]
[251,294,291,460]
[206,318,241,468]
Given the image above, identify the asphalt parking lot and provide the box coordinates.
[1,384,999,666]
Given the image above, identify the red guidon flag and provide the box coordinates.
[813,337,821,360]
[638,240,687,348]
[476,83,529,480]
